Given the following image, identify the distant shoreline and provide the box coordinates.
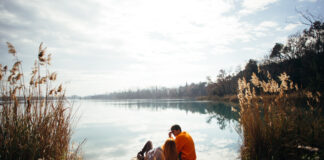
[197,95,239,104]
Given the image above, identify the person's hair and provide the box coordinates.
[170,124,181,132]
[163,139,178,160]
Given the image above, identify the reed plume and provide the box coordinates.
[0,42,83,160]
[238,71,323,159]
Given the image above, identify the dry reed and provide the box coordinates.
[237,71,323,159]
[0,42,83,159]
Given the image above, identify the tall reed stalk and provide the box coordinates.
[0,42,82,159]
[237,71,323,159]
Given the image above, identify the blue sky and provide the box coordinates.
[0,0,323,96]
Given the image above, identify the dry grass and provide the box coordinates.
[237,72,323,159]
[0,42,83,159]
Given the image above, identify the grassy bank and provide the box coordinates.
[0,43,83,159]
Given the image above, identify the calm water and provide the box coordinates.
[71,99,241,160]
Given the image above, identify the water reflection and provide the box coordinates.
[72,99,240,160]
[99,99,239,130]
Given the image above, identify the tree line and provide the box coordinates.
[85,82,207,99]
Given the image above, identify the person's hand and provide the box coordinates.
[137,152,144,160]
[168,131,173,138]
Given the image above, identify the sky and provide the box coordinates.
[0,0,323,96]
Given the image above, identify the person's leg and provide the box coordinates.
[137,141,153,160]
[179,152,182,160]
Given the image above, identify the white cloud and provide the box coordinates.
[239,0,278,15]
[259,21,279,28]
[255,21,279,31]
[243,21,280,39]
[48,0,257,95]
[1,0,305,96]
[0,9,30,26]
[298,0,317,2]
[283,23,301,31]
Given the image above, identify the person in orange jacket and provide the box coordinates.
[168,124,196,160]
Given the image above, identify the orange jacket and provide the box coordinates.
[174,131,196,160]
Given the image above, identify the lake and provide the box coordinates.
[71,99,241,160]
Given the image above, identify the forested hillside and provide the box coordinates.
[207,20,324,98]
